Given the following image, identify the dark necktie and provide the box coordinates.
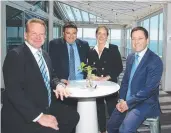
[37,50,51,106]
[69,44,76,80]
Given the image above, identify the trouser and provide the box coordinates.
[107,103,157,133]
[97,92,118,132]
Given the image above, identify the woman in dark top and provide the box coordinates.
[88,26,123,133]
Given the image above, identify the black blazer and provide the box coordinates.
[88,44,123,82]
[49,38,90,79]
[2,44,60,133]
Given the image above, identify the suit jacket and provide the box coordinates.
[2,44,60,133]
[88,44,123,83]
[49,37,90,79]
[119,48,163,117]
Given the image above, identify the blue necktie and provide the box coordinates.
[69,44,76,80]
[126,54,139,100]
[37,50,51,106]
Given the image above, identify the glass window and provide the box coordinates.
[110,29,121,47]
[81,11,89,22]
[83,28,96,47]
[126,29,131,56]
[72,7,82,21]
[26,1,49,13]
[53,23,61,39]
[77,28,82,39]
[143,19,149,32]
[150,15,158,54]
[159,13,163,57]
[6,6,24,52]
[89,14,96,22]
[62,3,75,21]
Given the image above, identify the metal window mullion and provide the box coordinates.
[79,9,83,22]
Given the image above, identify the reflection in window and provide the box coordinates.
[83,28,96,47]
[150,15,158,53]
[6,5,24,52]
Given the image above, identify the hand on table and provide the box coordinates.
[60,79,69,85]
[37,114,59,130]
[53,81,71,101]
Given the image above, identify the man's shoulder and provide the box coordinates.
[49,37,64,45]
[76,39,88,45]
[9,44,25,55]
[148,50,162,63]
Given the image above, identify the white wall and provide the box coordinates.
[162,3,171,92]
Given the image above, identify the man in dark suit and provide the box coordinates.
[49,22,90,110]
[107,26,163,133]
[2,18,79,133]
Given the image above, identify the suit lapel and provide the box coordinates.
[62,38,69,75]
[132,49,150,79]
[23,44,45,82]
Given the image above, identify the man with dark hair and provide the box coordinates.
[49,22,90,110]
[107,26,163,133]
[2,18,79,133]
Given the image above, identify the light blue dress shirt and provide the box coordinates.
[67,42,84,80]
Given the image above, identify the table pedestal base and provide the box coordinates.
[76,98,98,133]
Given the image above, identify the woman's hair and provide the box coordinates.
[96,25,109,36]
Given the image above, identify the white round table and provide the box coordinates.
[67,80,120,133]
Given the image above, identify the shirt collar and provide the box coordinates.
[135,47,148,62]
[66,41,76,47]
[25,41,42,55]
[93,41,109,51]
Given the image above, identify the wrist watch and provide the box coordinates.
[117,99,124,103]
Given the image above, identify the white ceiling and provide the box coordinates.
[59,0,171,26]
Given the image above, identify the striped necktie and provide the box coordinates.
[126,54,139,100]
[69,44,76,80]
[37,50,51,106]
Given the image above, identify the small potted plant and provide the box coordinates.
[79,62,96,88]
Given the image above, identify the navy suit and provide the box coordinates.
[49,37,90,80]
[107,49,163,133]
[49,38,90,111]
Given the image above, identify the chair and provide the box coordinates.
[141,117,161,133]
